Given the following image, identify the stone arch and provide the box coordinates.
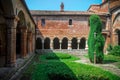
[113,13,120,27]
[44,37,50,49]
[79,37,86,49]
[16,10,26,58]
[61,37,68,49]
[36,38,42,49]
[71,38,77,49]
[17,10,26,27]
[53,37,60,49]
[113,13,120,23]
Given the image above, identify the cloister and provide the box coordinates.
[36,37,87,50]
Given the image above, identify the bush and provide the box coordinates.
[109,45,120,56]
[78,74,109,80]
[88,14,105,63]
[107,44,113,52]
[45,53,71,60]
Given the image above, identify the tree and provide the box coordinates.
[88,14,105,63]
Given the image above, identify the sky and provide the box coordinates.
[25,0,102,11]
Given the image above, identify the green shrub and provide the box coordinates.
[88,14,105,63]
[109,45,120,56]
[107,44,113,52]
[78,74,109,80]
[45,53,71,60]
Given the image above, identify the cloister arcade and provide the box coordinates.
[36,37,87,50]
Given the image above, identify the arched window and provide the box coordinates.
[53,38,60,49]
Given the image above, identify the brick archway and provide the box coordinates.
[16,11,27,58]
[79,38,86,49]
[36,38,42,49]
[61,37,68,49]
[44,37,50,49]
[53,37,60,49]
[72,38,77,49]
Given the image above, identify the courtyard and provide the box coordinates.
[19,51,120,80]
[0,0,120,80]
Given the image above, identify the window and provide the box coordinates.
[69,19,72,25]
[41,19,45,27]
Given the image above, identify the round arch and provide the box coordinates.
[44,37,50,49]
[53,37,60,49]
[36,38,42,49]
[71,38,77,49]
[61,37,68,49]
[16,10,26,58]
[79,37,86,49]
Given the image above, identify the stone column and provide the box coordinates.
[68,40,72,50]
[60,40,62,50]
[6,16,18,67]
[50,40,53,50]
[42,39,44,50]
[85,39,88,50]
[21,27,27,58]
[27,31,32,54]
[77,39,80,50]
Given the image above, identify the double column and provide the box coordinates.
[68,40,72,50]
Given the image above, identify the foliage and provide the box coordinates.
[107,44,113,52]
[88,14,105,63]
[21,53,120,80]
[39,52,79,61]
[109,45,120,56]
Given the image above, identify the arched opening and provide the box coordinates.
[61,37,68,49]
[115,29,120,45]
[36,38,42,49]
[53,37,60,49]
[44,38,50,49]
[16,27,21,58]
[16,11,26,58]
[0,25,6,67]
[72,38,77,49]
[79,38,86,49]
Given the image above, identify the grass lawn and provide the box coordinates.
[104,55,120,69]
[21,52,120,80]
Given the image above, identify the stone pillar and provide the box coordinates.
[27,31,32,54]
[68,40,72,50]
[60,40,62,50]
[50,40,53,50]
[85,39,88,50]
[77,39,80,50]
[42,39,44,50]
[21,27,27,58]
[6,16,18,67]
